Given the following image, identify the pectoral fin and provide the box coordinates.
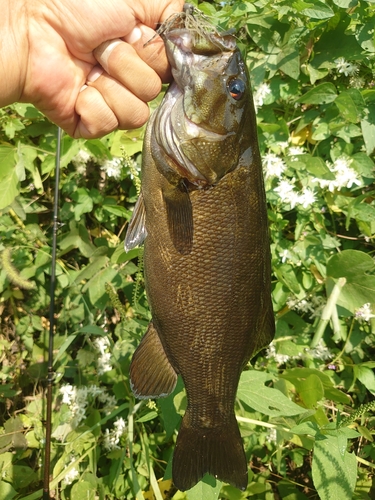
[124,193,147,252]
[163,181,193,255]
[130,321,177,399]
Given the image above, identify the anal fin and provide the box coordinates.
[130,322,177,399]
[124,193,147,252]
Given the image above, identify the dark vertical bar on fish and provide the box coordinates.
[125,6,275,492]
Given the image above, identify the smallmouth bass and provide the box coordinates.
[125,5,274,492]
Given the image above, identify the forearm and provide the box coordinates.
[0,0,28,107]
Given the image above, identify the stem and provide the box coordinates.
[310,277,346,348]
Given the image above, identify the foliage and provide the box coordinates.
[0,0,375,499]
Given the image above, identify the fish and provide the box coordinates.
[124,5,275,492]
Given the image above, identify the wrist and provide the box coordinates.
[0,0,28,107]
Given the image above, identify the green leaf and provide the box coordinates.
[356,22,375,53]
[297,83,337,105]
[74,256,108,283]
[0,145,16,176]
[351,152,375,180]
[354,365,375,395]
[311,20,362,69]
[0,168,20,210]
[312,434,357,500]
[274,264,302,296]
[102,204,131,219]
[186,474,222,500]
[291,421,320,437]
[299,1,334,19]
[84,267,121,308]
[110,128,145,157]
[332,0,357,6]
[361,103,375,155]
[135,411,158,423]
[335,89,365,123]
[296,155,335,179]
[237,371,307,417]
[0,481,17,500]
[298,374,325,408]
[79,325,107,335]
[277,46,300,79]
[70,480,96,499]
[326,250,375,313]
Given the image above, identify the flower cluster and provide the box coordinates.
[94,337,113,375]
[355,303,375,323]
[101,157,124,179]
[266,340,332,365]
[274,180,316,209]
[262,153,286,179]
[262,147,362,212]
[334,57,359,77]
[59,384,117,428]
[72,149,92,174]
[314,156,361,192]
[62,466,80,486]
[253,82,271,112]
[103,417,127,451]
[287,295,326,319]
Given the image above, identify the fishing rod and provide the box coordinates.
[43,126,62,500]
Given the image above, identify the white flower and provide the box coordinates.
[262,153,286,179]
[305,341,332,361]
[101,157,123,179]
[97,352,112,375]
[87,385,104,397]
[334,57,359,77]
[279,249,290,263]
[287,146,305,156]
[355,303,375,323]
[266,428,277,444]
[332,157,361,189]
[93,337,112,375]
[266,342,291,364]
[349,76,365,89]
[98,393,117,414]
[72,149,92,174]
[94,337,110,356]
[274,179,295,199]
[62,467,79,486]
[314,156,361,192]
[275,179,316,209]
[253,82,271,111]
[298,187,316,208]
[103,417,127,451]
[60,384,76,405]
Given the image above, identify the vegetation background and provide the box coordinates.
[0,0,374,498]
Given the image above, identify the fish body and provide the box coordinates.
[125,8,274,492]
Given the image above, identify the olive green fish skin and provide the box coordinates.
[127,9,274,492]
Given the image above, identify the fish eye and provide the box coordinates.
[227,78,246,100]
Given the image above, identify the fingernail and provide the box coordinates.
[80,84,88,92]
[87,66,104,83]
[125,26,142,45]
[94,39,123,73]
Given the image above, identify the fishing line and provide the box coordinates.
[43,126,62,500]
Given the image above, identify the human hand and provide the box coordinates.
[2,0,184,138]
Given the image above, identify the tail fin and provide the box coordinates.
[172,414,248,492]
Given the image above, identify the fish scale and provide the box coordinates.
[125,6,274,492]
